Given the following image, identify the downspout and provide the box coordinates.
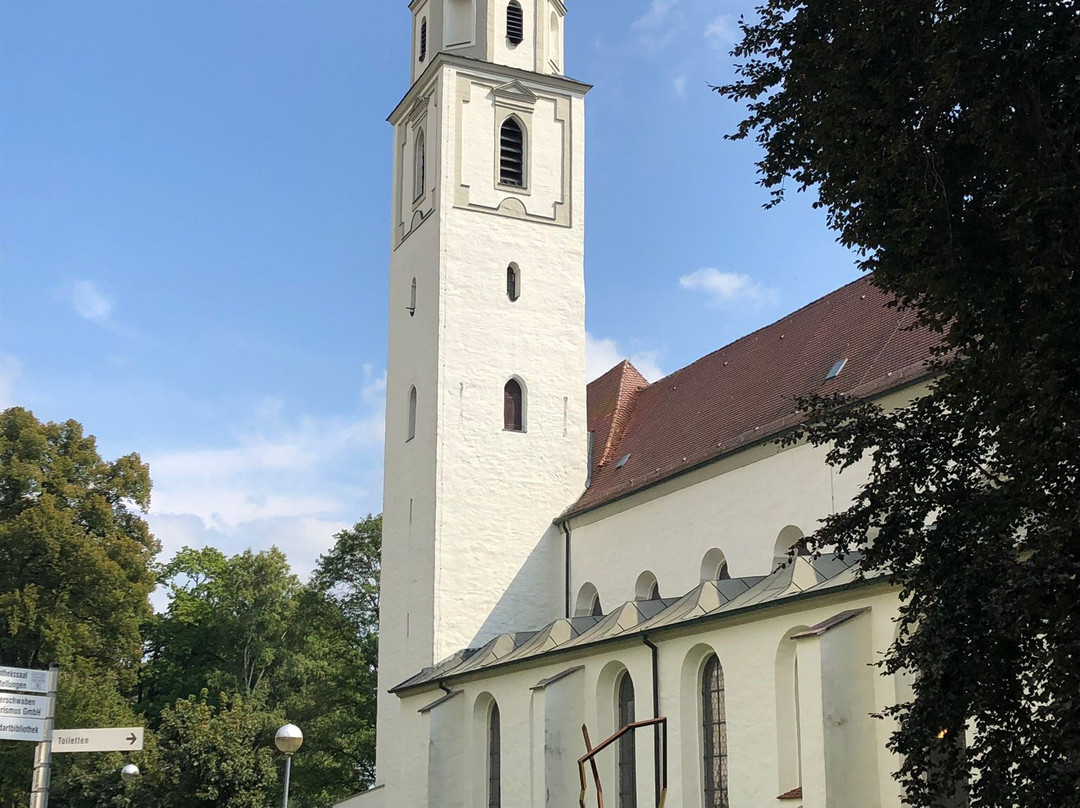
[642,635,661,807]
[562,522,572,619]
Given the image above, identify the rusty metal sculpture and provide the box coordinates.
[577,717,668,808]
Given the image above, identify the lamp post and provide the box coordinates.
[120,763,139,808]
[275,724,304,808]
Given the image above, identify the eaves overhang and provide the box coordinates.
[390,572,894,698]
[388,53,592,125]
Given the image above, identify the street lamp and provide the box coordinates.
[120,764,140,808]
[275,724,304,808]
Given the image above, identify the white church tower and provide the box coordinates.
[375,0,589,800]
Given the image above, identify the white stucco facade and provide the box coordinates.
[376,1,589,803]
[349,4,931,808]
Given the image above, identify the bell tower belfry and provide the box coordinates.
[374,0,589,802]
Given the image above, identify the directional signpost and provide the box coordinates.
[1,663,146,807]
[53,727,144,753]
[0,666,50,694]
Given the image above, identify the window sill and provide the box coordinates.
[496,182,530,196]
[503,428,527,434]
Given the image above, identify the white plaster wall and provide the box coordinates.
[567,385,928,613]
[374,58,587,805]
[388,587,907,808]
[429,64,587,658]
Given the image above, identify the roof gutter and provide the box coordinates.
[642,635,661,808]
[563,522,572,619]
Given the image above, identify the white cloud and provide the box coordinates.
[631,0,682,53]
[672,75,687,98]
[586,333,664,383]
[146,390,387,581]
[679,268,779,308]
[632,0,680,30]
[69,280,113,324]
[705,15,740,48]
[361,363,387,405]
[0,354,22,409]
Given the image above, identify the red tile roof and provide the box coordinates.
[566,277,939,519]
[586,360,649,468]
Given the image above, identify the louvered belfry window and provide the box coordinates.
[499,118,525,187]
[617,674,638,808]
[507,1,524,45]
[702,655,730,808]
[419,17,428,61]
[504,379,523,431]
[488,703,502,808]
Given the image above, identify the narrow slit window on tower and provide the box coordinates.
[506,1,524,45]
[507,264,520,301]
[408,277,417,316]
[413,130,426,201]
[504,379,524,432]
[499,118,525,188]
[419,17,428,62]
[407,386,417,441]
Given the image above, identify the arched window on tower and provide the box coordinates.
[507,263,520,301]
[413,130,426,200]
[487,702,502,808]
[407,386,417,442]
[702,655,729,807]
[409,277,417,316]
[549,11,561,69]
[504,379,524,432]
[419,17,428,62]
[617,673,637,808]
[499,118,525,188]
[506,1,524,45]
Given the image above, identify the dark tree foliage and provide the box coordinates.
[0,408,159,808]
[718,2,1079,806]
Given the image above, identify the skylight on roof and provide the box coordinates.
[616,453,631,469]
[825,358,848,380]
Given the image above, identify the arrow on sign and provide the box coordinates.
[52,727,144,753]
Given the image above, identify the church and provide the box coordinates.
[339,3,937,807]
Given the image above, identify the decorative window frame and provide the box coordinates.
[492,81,537,195]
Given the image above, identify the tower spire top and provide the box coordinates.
[408,0,566,84]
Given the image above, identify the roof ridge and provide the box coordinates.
[653,275,878,386]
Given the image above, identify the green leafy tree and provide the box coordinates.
[150,691,280,808]
[143,520,382,808]
[0,408,159,808]
[718,2,1079,806]
[143,547,303,717]
[288,515,381,803]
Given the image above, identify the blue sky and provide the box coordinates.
[0,0,860,580]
